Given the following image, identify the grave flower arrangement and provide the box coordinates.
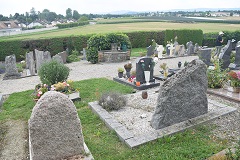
[228,71,240,87]
[140,58,156,71]
[34,80,78,100]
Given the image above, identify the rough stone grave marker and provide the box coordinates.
[3,54,21,80]
[58,51,67,63]
[35,49,51,71]
[219,40,232,69]
[26,51,36,75]
[178,45,186,56]
[151,59,208,129]
[199,48,212,66]
[29,91,85,160]
[186,41,194,55]
[52,54,64,64]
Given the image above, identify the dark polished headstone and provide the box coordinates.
[235,46,240,67]
[199,48,212,66]
[136,57,155,84]
[219,40,232,69]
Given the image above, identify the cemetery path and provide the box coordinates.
[0,56,198,95]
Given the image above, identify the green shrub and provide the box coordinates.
[207,58,228,88]
[98,92,127,111]
[87,33,131,63]
[38,60,70,85]
[66,50,80,63]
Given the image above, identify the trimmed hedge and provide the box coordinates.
[165,29,203,46]
[1,29,239,61]
[126,31,165,48]
[56,21,89,29]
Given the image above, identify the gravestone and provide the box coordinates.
[199,48,212,66]
[52,54,64,64]
[0,62,5,74]
[3,54,21,80]
[166,44,170,56]
[174,44,180,56]
[235,45,240,67]
[26,51,36,75]
[186,41,194,55]
[58,51,67,63]
[236,41,240,47]
[157,45,164,58]
[194,43,200,53]
[178,45,186,56]
[29,91,85,160]
[151,59,208,129]
[146,46,154,57]
[219,40,232,69]
[80,48,86,60]
[136,57,155,84]
[35,49,51,71]
[168,44,175,57]
[111,43,118,51]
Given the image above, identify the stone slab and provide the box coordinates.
[113,77,160,90]
[88,99,236,149]
[207,88,240,103]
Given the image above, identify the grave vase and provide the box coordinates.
[144,71,150,85]
[163,69,168,78]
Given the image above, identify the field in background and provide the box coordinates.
[1,19,240,41]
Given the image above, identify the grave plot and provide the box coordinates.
[90,59,237,148]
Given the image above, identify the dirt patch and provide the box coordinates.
[0,120,29,160]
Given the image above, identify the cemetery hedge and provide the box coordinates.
[56,21,89,29]
[165,29,203,46]
[1,30,240,61]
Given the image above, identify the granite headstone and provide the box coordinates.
[151,59,208,129]
[29,91,85,160]
[3,54,21,80]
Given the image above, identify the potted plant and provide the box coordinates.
[118,67,124,78]
[160,63,168,78]
[124,62,132,78]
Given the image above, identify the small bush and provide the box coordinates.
[38,60,70,85]
[98,92,127,111]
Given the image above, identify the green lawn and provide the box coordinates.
[0,78,226,159]
[1,21,240,41]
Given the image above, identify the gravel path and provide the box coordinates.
[0,56,198,95]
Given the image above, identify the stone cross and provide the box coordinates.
[157,45,164,58]
[29,91,85,160]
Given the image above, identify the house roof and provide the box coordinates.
[0,21,21,29]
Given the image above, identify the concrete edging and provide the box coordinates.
[88,100,237,149]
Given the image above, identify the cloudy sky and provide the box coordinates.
[1,0,240,16]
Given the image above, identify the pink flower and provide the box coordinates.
[43,84,47,87]
[38,91,42,95]
[237,71,240,80]
[37,94,41,97]
[63,82,67,86]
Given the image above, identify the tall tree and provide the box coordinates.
[66,8,72,19]
[72,10,80,20]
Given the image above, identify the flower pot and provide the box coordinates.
[178,61,182,68]
[136,81,141,86]
[118,72,123,78]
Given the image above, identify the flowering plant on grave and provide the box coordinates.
[33,80,78,100]
[228,71,240,87]
[160,63,167,70]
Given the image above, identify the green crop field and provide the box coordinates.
[1,20,240,41]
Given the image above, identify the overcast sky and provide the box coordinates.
[1,0,240,16]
